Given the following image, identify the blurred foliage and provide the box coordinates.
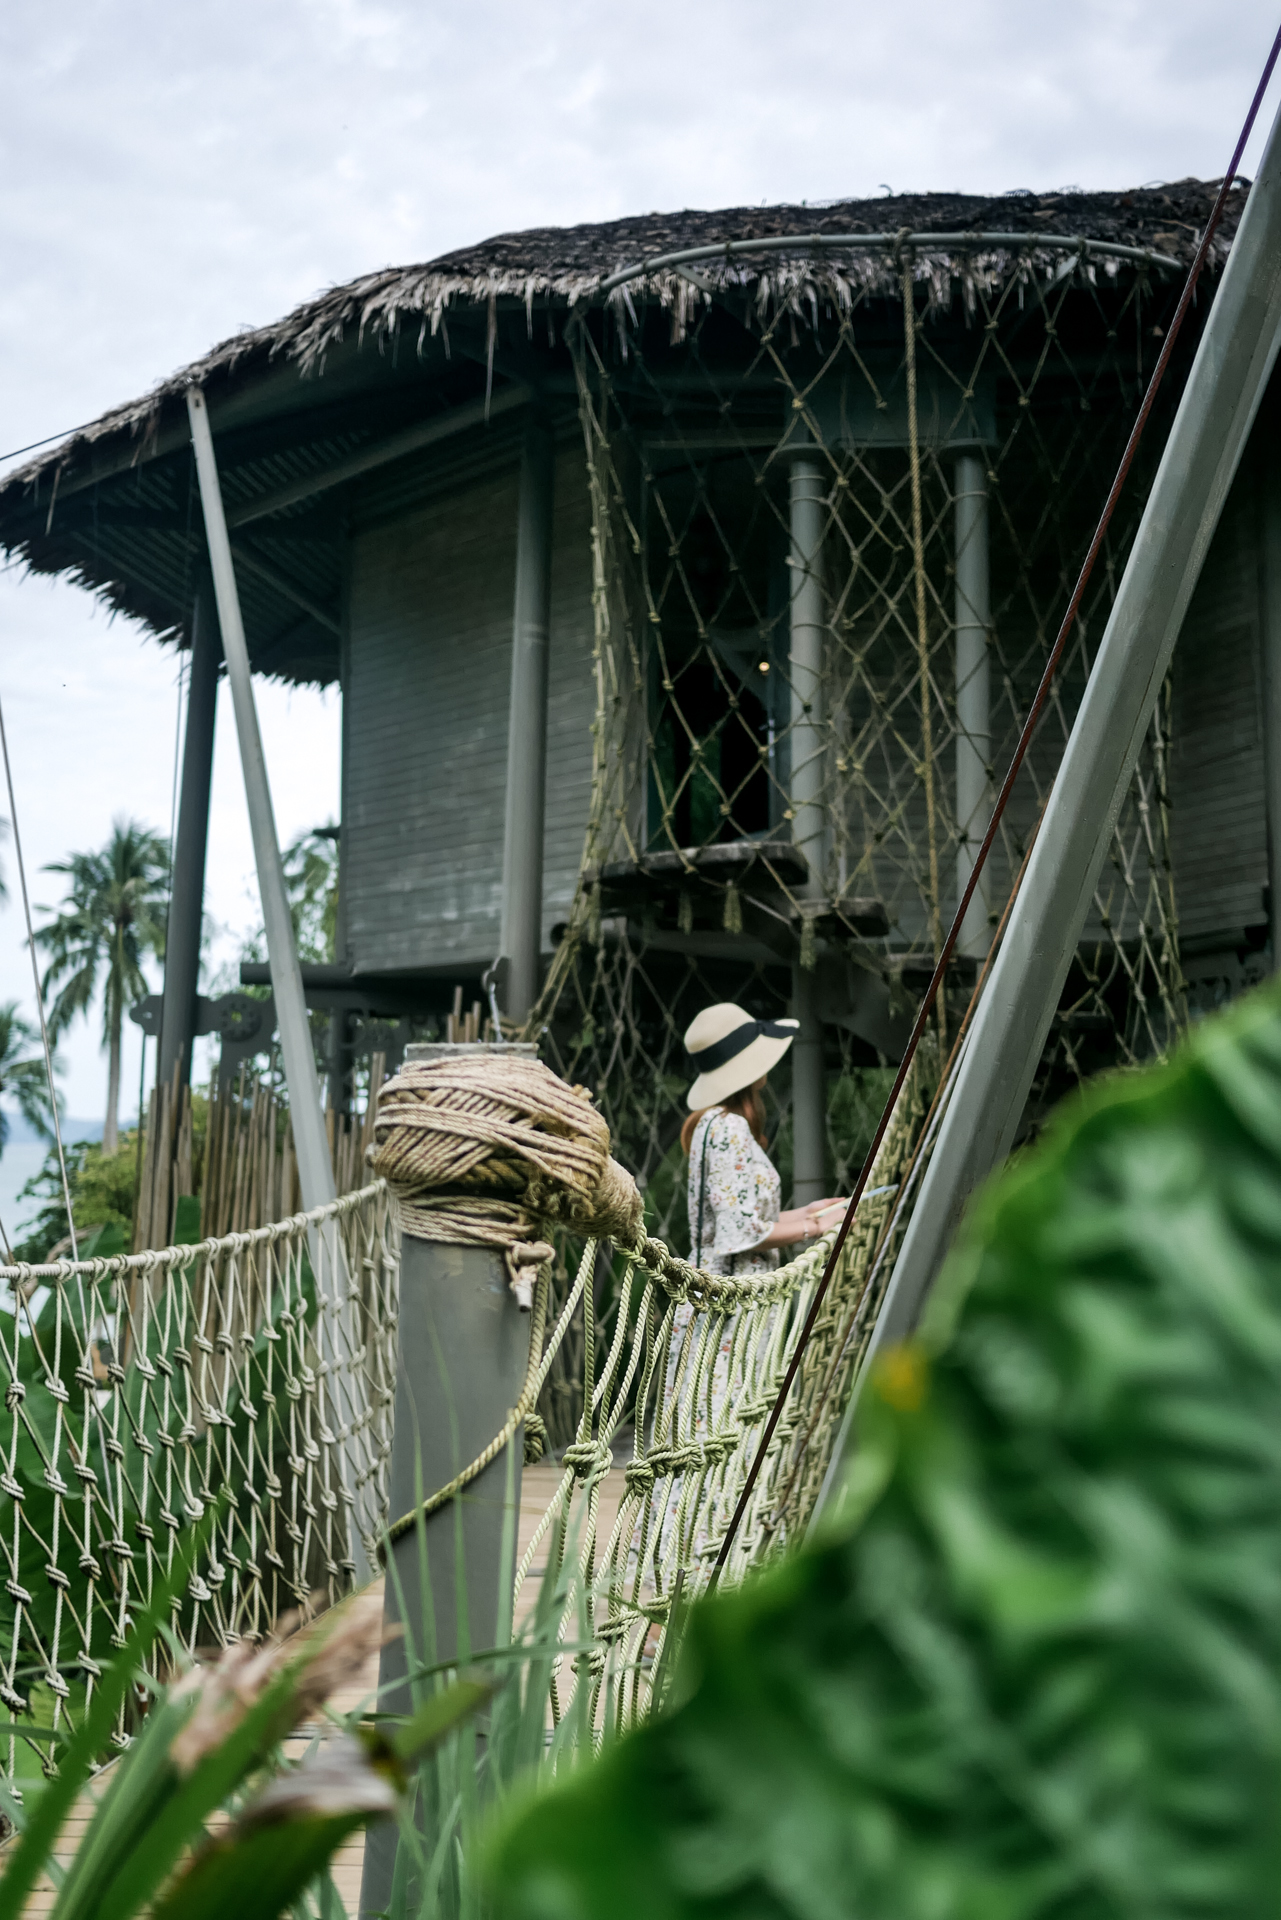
[12,1093,210,1263]
[13,1134,141,1263]
[827,1062,898,1179]
[486,976,1281,1920]
[0,1451,590,1920]
[233,827,339,977]
[0,1519,486,1920]
[0,1000,55,1155]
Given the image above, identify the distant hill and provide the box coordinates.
[0,1111,103,1145]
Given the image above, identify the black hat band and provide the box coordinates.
[687,1018,797,1075]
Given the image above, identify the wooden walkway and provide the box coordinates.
[4,1464,625,1917]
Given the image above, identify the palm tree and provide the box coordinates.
[282,826,339,962]
[0,1001,55,1153]
[36,818,169,1153]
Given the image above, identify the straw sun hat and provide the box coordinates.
[684,1002,799,1111]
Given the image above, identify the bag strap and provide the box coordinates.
[693,1108,720,1268]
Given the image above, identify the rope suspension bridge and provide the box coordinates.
[0,1039,932,1777]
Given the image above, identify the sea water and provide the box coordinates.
[0,1118,104,1254]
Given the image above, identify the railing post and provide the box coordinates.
[360,1041,537,1917]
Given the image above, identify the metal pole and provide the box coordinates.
[1258,393,1281,969]
[158,573,219,1091]
[499,418,555,1023]
[187,387,334,1213]
[845,95,1281,1386]
[789,454,827,1201]
[954,454,991,960]
[187,386,368,1583]
[360,1045,532,1917]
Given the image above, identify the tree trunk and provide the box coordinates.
[104,998,121,1156]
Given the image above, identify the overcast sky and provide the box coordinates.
[0,0,1278,1123]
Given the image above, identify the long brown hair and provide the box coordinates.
[680,1081,767,1157]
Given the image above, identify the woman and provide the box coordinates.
[682,1002,846,1273]
[643,1003,846,1585]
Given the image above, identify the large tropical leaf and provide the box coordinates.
[486,976,1281,1920]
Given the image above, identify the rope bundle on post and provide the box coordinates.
[368,1053,643,1307]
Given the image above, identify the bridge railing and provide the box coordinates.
[0,1181,398,1776]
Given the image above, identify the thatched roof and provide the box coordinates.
[0,180,1240,500]
[0,178,1244,684]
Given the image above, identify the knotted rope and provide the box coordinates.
[369,1053,643,1307]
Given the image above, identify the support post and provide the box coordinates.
[1258,386,1281,969]
[158,573,220,1090]
[499,419,555,1024]
[360,1046,532,1917]
[187,386,368,1583]
[954,453,991,959]
[187,388,334,1215]
[788,454,827,891]
[837,96,1281,1410]
[789,454,828,1201]
[790,960,825,1205]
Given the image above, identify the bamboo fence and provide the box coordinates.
[132,1054,386,1251]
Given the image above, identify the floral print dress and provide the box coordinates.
[686,1109,782,1278]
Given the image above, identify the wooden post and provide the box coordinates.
[788,452,827,892]
[158,572,220,1091]
[499,418,555,1024]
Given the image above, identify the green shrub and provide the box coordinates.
[13,1135,140,1263]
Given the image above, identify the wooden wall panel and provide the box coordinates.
[343,440,594,976]
[1170,472,1268,946]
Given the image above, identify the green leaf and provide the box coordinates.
[49,1697,194,1920]
[90,1654,309,1920]
[149,1813,366,1920]
[172,1194,201,1245]
[80,1220,126,1259]
[0,1508,219,1920]
[388,1676,494,1769]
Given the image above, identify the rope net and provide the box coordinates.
[535,243,1188,1308]
[0,1185,397,1781]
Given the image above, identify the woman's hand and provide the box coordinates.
[808,1197,850,1234]
[759,1198,851,1249]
